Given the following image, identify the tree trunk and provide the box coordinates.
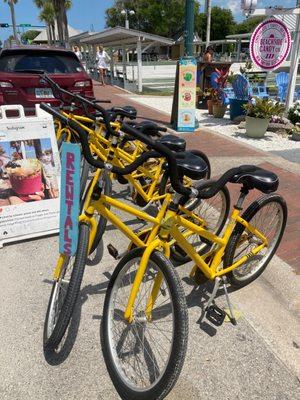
[46,24,51,45]
[63,8,69,49]
[9,1,19,43]
[51,24,55,45]
[53,0,64,46]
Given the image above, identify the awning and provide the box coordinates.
[80,26,174,48]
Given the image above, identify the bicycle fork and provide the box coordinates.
[124,238,168,323]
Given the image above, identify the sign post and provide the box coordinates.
[171,58,197,132]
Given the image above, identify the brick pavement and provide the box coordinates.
[94,83,300,274]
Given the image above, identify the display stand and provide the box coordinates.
[0,105,60,247]
[171,57,197,132]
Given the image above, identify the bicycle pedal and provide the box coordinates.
[107,244,119,260]
[206,305,226,326]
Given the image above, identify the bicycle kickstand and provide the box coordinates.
[221,276,237,326]
[205,277,237,326]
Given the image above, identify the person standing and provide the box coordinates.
[74,45,82,61]
[203,46,214,62]
[96,46,111,86]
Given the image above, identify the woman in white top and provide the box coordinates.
[96,46,111,85]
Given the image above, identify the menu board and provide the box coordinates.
[176,58,197,132]
[0,105,60,246]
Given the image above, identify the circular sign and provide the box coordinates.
[250,19,291,71]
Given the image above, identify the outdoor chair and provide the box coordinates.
[276,72,289,102]
[210,71,219,89]
[250,85,269,99]
[224,87,235,99]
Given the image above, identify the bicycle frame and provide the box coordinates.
[52,168,172,280]
[123,205,268,322]
[55,112,184,204]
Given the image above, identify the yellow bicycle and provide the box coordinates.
[41,103,287,400]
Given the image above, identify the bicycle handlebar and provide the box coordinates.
[40,74,117,136]
[40,102,165,177]
[41,103,259,199]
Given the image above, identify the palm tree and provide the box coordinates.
[52,0,72,48]
[63,0,72,48]
[4,0,19,43]
[35,0,55,45]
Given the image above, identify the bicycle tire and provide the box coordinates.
[80,158,90,200]
[223,194,287,288]
[43,223,89,352]
[101,247,188,400]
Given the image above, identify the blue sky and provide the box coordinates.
[0,0,297,42]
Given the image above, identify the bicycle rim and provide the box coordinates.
[231,200,285,281]
[46,255,74,340]
[107,257,175,391]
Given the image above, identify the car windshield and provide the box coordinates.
[0,52,83,74]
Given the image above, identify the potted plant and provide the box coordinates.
[211,68,228,118]
[291,123,300,141]
[288,100,300,125]
[243,97,285,138]
[196,87,212,111]
[204,88,213,114]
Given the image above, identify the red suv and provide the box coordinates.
[0,46,94,113]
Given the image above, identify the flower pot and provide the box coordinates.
[291,132,300,141]
[197,97,207,109]
[207,99,213,115]
[245,116,269,138]
[229,98,248,121]
[212,104,227,118]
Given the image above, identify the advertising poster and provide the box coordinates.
[0,105,60,246]
[250,19,291,71]
[177,58,197,132]
[59,142,80,256]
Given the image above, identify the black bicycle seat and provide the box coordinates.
[164,151,208,180]
[156,134,186,152]
[129,120,161,137]
[109,105,137,120]
[230,166,279,193]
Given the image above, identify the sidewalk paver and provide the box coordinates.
[94,83,300,274]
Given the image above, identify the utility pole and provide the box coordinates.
[286,0,300,108]
[205,0,211,48]
[184,0,195,57]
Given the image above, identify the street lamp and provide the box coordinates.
[120,9,135,29]
[241,0,257,18]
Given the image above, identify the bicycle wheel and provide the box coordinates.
[43,223,89,352]
[171,180,230,264]
[223,194,287,288]
[80,158,90,200]
[101,248,188,400]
